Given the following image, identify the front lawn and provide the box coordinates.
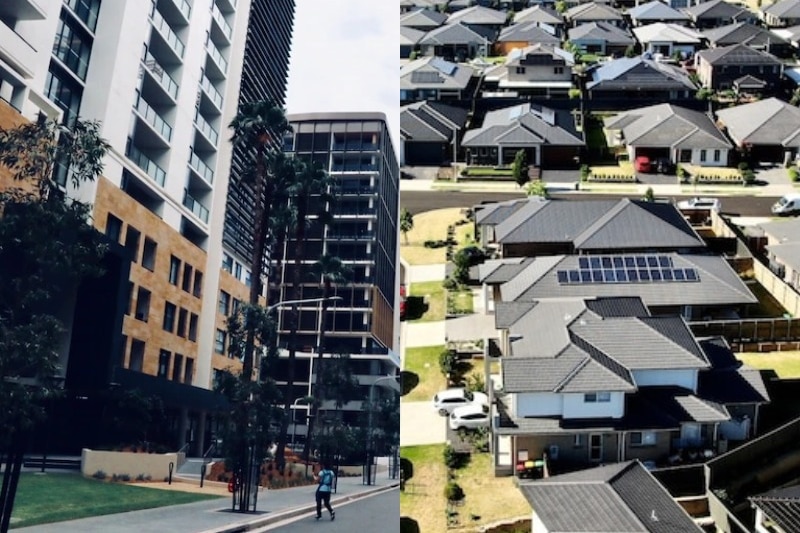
[403,345,447,402]
[736,351,800,378]
[10,473,219,529]
[447,289,474,316]
[400,208,464,265]
[409,281,446,322]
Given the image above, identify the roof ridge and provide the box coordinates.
[572,198,628,246]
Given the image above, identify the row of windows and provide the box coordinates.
[514,66,564,75]
[569,431,655,448]
[222,252,251,286]
[218,290,242,316]
[128,285,199,341]
[698,149,723,163]
[128,338,195,384]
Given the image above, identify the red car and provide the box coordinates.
[634,156,651,173]
[400,284,407,320]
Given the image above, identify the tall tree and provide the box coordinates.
[512,149,528,188]
[0,117,109,533]
[399,208,414,245]
[302,254,352,464]
[312,353,361,464]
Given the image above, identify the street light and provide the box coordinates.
[365,375,400,486]
[291,396,312,453]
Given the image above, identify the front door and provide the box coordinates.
[589,433,603,462]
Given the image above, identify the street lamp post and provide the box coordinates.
[291,397,312,453]
[365,375,399,486]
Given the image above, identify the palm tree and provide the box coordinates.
[302,254,352,464]
[229,100,292,381]
[274,159,336,470]
[399,208,414,245]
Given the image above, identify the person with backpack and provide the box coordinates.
[314,462,335,521]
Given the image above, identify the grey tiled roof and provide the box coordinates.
[757,218,800,244]
[716,97,800,148]
[749,485,800,533]
[400,56,476,90]
[420,21,488,46]
[400,101,468,142]
[632,23,702,44]
[493,198,617,243]
[696,43,782,66]
[683,0,751,20]
[494,300,537,328]
[462,103,584,148]
[628,1,689,21]
[585,296,650,318]
[480,257,535,284]
[569,21,635,45]
[514,5,564,25]
[400,7,448,28]
[497,23,561,44]
[566,2,624,21]
[401,26,426,45]
[702,22,788,47]
[588,57,697,92]
[767,242,800,273]
[446,5,508,25]
[638,386,730,423]
[473,197,530,226]
[763,0,800,17]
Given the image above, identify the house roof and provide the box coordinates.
[683,0,753,20]
[749,485,800,532]
[446,5,508,25]
[697,337,770,404]
[716,97,800,148]
[587,57,697,92]
[400,26,426,46]
[696,42,782,66]
[513,5,565,25]
[420,21,489,46]
[497,22,561,43]
[629,1,690,21]
[566,2,624,21]
[774,24,800,43]
[633,23,703,44]
[767,242,800,273]
[763,0,800,18]
[474,197,530,226]
[400,101,469,142]
[568,22,635,46]
[400,7,448,28]
[497,252,757,308]
[462,103,584,148]
[603,103,730,150]
[490,197,705,248]
[506,43,575,67]
[519,461,704,532]
[400,56,476,90]
[702,22,788,48]
[756,218,800,244]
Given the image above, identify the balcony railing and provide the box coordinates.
[206,39,228,74]
[189,151,214,184]
[151,8,185,58]
[194,112,219,146]
[141,51,178,99]
[183,190,209,223]
[53,42,89,80]
[134,91,173,141]
[125,139,166,187]
[167,0,192,21]
[211,3,232,40]
[200,74,223,110]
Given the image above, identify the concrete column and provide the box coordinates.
[178,408,189,451]
[195,411,207,457]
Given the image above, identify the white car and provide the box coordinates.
[676,197,721,212]
[448,404,490,431]
[432,388,489,416]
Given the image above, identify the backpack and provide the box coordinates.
[321,470,333,487]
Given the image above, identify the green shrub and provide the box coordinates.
[439,349,458,378]
[742,169,755,185]
[444,481,465,502]
[580,164,590,181]
[738,161,749,171]
[789,167,799,182]
[118,474,131,482]
[423,239,448,249]
[442,276,458,290]
[92,470,107,480]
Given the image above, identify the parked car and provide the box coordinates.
[654,158,675,174]
[677,197,721,212]
[634,156,651,173]
[432,388,489,416]
[772,193,800,216]
[448,404,490,430]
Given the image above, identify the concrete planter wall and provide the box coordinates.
[81,448,180,480]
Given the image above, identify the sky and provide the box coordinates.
[285,0,399,157]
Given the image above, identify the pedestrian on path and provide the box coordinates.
[314,462,336,521]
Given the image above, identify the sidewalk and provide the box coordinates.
[14,469,399,533]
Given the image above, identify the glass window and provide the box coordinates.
[177,308,187,337]
[157,349,170,378]
[163,302,176,332]
[65,0,101,32]
[106,214,122,242]
[218,290,230,315]
[188,313,198,341]
[142,237,157,271]
[44,68,82,127]
[124,225,140,263]
[135,288,150,321]
[193,270,203,297]
[713,149,720,162]
[182,264,193,292]
[169,256,181,285]
[234,262,242,280]
[129,339,145,372]
[222,253,233,273]
[630,431,657,446]
[172,354,183,381]
[52,14,92,80]
[184,358,194,383]
[215,329,226,354]
[700,149,707,162]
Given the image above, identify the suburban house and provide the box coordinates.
[762,0,800,27]
[603,103,732,167]
[461,103,584,167]
[693,43,784,92]
[715,97,800,163]
[491,295,767,474]
[400,0,448,13]
[749,486,800,533]
[586,56,697,100]
[447,0,477,12]
[519,461,704,532]
[702,22,793,58]
[482,44,575,98]
[513,5,566,36]
[400,56,477,103]
[754,218,800,291]
[632,23,704,58]
[567,21,636,55]
[565,2,625,27]
[772,24,800,47]
[683,0,757,29]
[445,4,508,34]
[401,26,426,58]
[628,1,691,26]
[494,23,561,56]
[400,7,448,32]
[399,100,469,165]
[418,22,495,60]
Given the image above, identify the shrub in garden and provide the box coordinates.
[444,481,465,502]
[789,167,799,182]
[580,164,590,181]
[93,470,107,480]
[439,349,458,379]
[443,445,470,469]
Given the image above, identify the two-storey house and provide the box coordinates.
[482,44,575,98]
[694,43,783,92]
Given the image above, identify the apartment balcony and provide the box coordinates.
[133,91,172,147]
[214,0,237,14]
[188,151,214,186]
[194,111,219,150]
[158,0,191,26]
[150,7,185,60]
[125,138,166,187]
[0,23,37,79]
[0,0,47,20]
[198,74,223,114]
[140,50,178,101]
[210,3,232,44]
[205,39,228,79]
[183,189,209,224]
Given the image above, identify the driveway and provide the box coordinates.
[400,401,447,446]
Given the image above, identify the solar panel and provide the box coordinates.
[557,255,700,285]
[579,257,590,269]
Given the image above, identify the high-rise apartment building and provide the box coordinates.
[0,0,296,453]
[276,112,401,449]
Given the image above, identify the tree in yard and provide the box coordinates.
[0,116,110,533]
[512,149,528,188]
[399,208,414,245]
[525,180,549,199]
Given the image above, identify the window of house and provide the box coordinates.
[163,302,177,332]
[554,67,564,74]
[125,226,141,263]
[630,431,657,446]
[106,214,122,242]
[713,149,720,162]
[700,149,707,162]
[215,329,226,354]
[44,68,82,127]
[219,290,230,315]
[157,349,170,378]
[142,237,157,271]
[129,339,145,372]
[222,253,233,273]
[193,270,203,298]
[584,392,611,403]
[169,256,181,285]
[573,434,582,447]
[188,313,198,341]
[232,298,241,316]
[125,282,134,315]
[182,264,194,292]
[172,353,183,381]
[184,357,194,384]
[515,66,526,74]
[244,270,251,287]
[234,262,242,280]
[134,287,151,321]
[177,308,188,337]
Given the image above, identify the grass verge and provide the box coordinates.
[403,345,447,402]
[409,281,445,322]
[10,473,219,529]
[737,351,800,378]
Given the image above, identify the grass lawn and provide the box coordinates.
[737,351,800,378]
[403,345,447,402]
[400,445,530,532]
[448,289,474,315]
[455,222,475,247]
[10,473,219,529]
[409,281,446,322]
[400,208,465,265]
